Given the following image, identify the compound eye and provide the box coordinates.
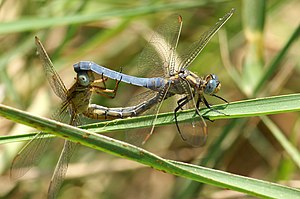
[211,74,218,81]
[204,79,218,95]
[78,72,90,86]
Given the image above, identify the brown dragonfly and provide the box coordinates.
[10,36,120,199]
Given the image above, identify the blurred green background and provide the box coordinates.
[0,0,299,198]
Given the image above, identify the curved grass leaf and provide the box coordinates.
[1,93,300,198]
[2,93,300,143]
[83,93,300,133]
[0,1,217,35]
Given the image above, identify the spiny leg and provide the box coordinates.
[212,94,229,104]
[202,96,227,116]
[174,95,209,146]
[174,96,191,141]
[109,75,122,98]
[99,73,109,87]
[177,96,188,111]
[195,97,213,122]
[92,73,110,90]
[92,76,122,99]
[93,66,123,98]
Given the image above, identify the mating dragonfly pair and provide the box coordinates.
[11,9,234,199]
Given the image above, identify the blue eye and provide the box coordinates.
[78,73,90,86]
[204,74,219,95]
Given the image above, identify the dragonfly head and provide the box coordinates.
[203,74,221,95]
[77,71,94,87]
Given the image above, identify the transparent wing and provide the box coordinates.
[175,94,208,147]
[122,14,182,145]
[48,140,77,199]
[173,78,208,147]
[122,83,172,146]
[178,8,235,70]
[124,90,161,145]
[136,14,182,78]
[10,132,53,179]
[11,38,70,179]
[35,36,68,101]
[128,89,158,108]
[10,103,70,179]
[47,108,80,199]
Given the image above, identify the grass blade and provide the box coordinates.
[0,103,300,198]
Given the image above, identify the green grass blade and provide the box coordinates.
[169,160,300,199]
[173,119,244,199]
[83,93,300,133]
[254,24,300,94]
[241,0,265,94]
[261,116,300,168]
[0,133,54,144]
[0,103,299,198]
[0,1,221,35]
[3,93,300,144]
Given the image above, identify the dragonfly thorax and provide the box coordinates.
[179,70,202,88]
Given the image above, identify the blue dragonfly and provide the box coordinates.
[74,8,235,146]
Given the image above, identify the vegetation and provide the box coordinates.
[0,0,299,198]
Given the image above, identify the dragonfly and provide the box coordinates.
[75,8,235,146]
[10,37,120,199]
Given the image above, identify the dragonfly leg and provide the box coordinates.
[92,86,115,98]
[110,75,122,98]
[195,97,213,122]
[94,72,112,87]
[174,96,191,141]
[202,96,227,117]
[92,74,108,90]
[92,66,123,98]
[212,94,229,104]
[92,76,122,99]
[202,96,212,109]
[177,96,188,110]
